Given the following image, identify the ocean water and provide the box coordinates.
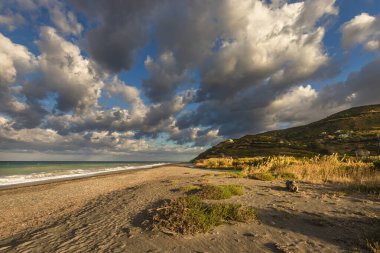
[0,161,169,186]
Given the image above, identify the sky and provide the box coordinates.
[0,0,380,161]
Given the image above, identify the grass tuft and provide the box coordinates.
[146,196,257,234]
[181,185,201,192]
[223,171,246,178]
[195,184,244,199]
[249,172,276,181]
[275,172,298,180]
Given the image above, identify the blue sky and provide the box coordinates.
[0,0,379,161]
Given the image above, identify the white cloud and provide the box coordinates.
[341,13,380,51]
[106,77,147,119]
[33,26,103,113]
[0,33,38,123]
[1,0,82,36]
[196,0,336,99]
[0,33,36,85]
[265,85,318,129]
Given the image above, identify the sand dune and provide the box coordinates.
[0,165,379,252]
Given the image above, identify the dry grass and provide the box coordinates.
[195,155,380,191]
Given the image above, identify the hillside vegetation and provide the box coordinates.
[194,104,380,161]
[194,155,380,193]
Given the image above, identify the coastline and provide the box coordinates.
[0,162,179,191]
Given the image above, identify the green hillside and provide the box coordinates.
[193,104,380,161]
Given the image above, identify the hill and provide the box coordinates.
[193,104,380,161]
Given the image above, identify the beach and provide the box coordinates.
[0,164,379,252]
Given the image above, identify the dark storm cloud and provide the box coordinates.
[22,26,103,116]
[315,57,380,108]
[71,0,160,73]
[142,52,187,103]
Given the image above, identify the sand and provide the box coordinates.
[0,165,379,253]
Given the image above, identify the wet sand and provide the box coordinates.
[0,165,379,252]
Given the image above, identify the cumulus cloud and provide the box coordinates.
[48,2,83,36]
[0,33,36,85]
[71,0,159,72]
[43,88,194,141]
[315,57,380,108]
[197,0,336,100]
[72,0,340,138]
[143,52,187,103]
[180,0,341,137]
[0,115,202,160]
[169,127,223,147]
[1,0,82,35]
[341,13,380,51]
[24,26,103,114]
[0,33,41,127]
[2,0,380,160]
[265,85,319,129]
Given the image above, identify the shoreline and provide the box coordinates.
[0,162,184,191]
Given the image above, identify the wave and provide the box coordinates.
[0,163,169,187]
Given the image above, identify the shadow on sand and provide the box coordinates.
[256,207,379,252]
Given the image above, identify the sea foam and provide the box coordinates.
[0,163,168,187]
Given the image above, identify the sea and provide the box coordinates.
[0,161,169,187]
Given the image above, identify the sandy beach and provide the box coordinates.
[0,164,379,253]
